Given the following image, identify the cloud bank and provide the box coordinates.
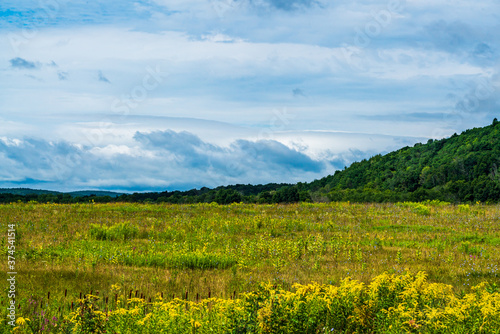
[0,131,329,192]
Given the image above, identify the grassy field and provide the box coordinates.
[1,201,500,332]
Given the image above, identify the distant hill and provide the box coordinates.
[0,188,124,198]
[307,118,500,203]
[0,188,61,196]
[67,191,125,198]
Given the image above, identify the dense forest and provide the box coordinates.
[309,118,500,203]
[2,119,499,204]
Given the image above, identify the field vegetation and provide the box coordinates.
[1,201,499,332]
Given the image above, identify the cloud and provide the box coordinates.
[328,148,379,170]
[360,112,450,122]
[292,88,305,97]
[0,128,427,192]
[0,138,86,185]
[425,21,472,51]
[134,130,325,174]
[57,71,68,80]
[249,0,319,11]
[98,70,111,83]
[233,139,324,172]
[9,57,39,69]
[421,20,497,63]
[473,43,493,58]
[0,130,328,192]
[135,130,209,152]
[134,130,220,169]
[469,42,497,66]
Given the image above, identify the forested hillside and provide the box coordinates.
[309,119,500,202]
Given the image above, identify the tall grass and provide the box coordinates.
[89,222,140,241]
[1,202,500,332]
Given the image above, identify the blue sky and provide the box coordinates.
[0,0,499,192]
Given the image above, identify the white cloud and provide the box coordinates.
[0,130,329,191]
[0,0,499,191]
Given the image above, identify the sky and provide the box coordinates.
[0,0,499,192]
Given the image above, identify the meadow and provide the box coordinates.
[1,201,500,333]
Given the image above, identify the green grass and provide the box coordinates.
[1,202,500,332]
